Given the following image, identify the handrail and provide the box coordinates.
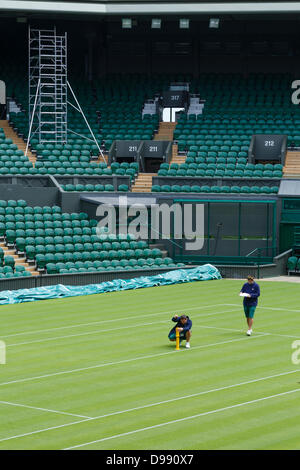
[245,247,264,278]
[245,247,261,258]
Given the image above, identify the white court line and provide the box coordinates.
[225,303,300,313]
[5,304,299,348]
[0,400,91,419]
[0,334,268,388]
[0,303,224,339]
[197,324,300,340]
[64,387,300,449]
[2,298,298,341]
[0,367,298,445]
[5,308,240,348]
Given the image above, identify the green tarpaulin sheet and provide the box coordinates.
[0,264,221,305]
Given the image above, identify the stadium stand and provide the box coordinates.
[0,199,182,276]
[0,70,292,196]
[0,36,299,281]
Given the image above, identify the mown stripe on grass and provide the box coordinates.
[63,387,300,449]
[0,334,268,388]
[0,368,298,445]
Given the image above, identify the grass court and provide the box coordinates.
[0,278,299,449]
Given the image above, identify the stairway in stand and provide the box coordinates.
[169,143,187,166]
[96,153,109,165]
[131,173,156,193]
[154,122,177,141]
[0,241,39,276]
[0,119,36,165]
[283,151,300,178]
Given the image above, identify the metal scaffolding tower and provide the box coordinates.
[28,27,67,144]
[27,26,104,161]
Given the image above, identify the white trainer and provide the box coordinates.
[186,342,191,349]
[247,329,252,336]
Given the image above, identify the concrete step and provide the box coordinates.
[96,154,109,164]
[171,156,186,162]
[172,144,178,156]
[153,121,176,141]
[0,119,36,162]
[154,135,173,141]
[135,177,155,181]
[133,180,152,184]
[131,188,152,193]
[136,173,156,177]
[159,123,177,128]
[284,167,300,170]
[131,170,154,192]
[134,179,153,184]
[283,173,300,176]
[0,241,39,275]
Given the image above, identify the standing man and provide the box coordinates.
[168,314,192,348]
[240,275,260,336]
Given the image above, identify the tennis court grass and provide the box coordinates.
[0,278,299,450]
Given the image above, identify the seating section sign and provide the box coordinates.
[162,90,188,107]
[253,135,285,161]
[143,141,165,158]
[116,140,140,158]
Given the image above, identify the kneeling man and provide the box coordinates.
[168,314,192,349]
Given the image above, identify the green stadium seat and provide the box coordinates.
[287,256,298,271]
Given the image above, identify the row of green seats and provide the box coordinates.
[0,211,91,221]
[3,218,95,231]
[185,155,248,164]
[36,150,97,159]
[61,184,129,192]
[5,224,96,233]
[177,140,249,152]
[22,239,152,252]
[164,161,280,171]
[185,147,249,155]
[0,142,20,151]
[160,169,282,177]
[33,246,163,261]
[22,239,150,254]
[0,199,31,208]
[176,117,300,126]
[2,222,97,240]
[159,162,283,178]
[175,123,300,131]
[111,161,138,171]
[103,133,153,140]
[12,227,139,241]
[177,134,300,147]
[152,184,279,194]
[0,264,31,277]
[186,141,249,149]
[34,251,165,267]
[0,271,32,279]
[45,258,182,274]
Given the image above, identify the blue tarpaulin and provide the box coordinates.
[0,264,221,305]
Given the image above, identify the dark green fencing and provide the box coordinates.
[167,198,277,264]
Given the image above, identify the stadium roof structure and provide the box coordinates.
[2,1,300,16]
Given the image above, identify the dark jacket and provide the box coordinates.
[169,315,192,335]
[240,282,260,306]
